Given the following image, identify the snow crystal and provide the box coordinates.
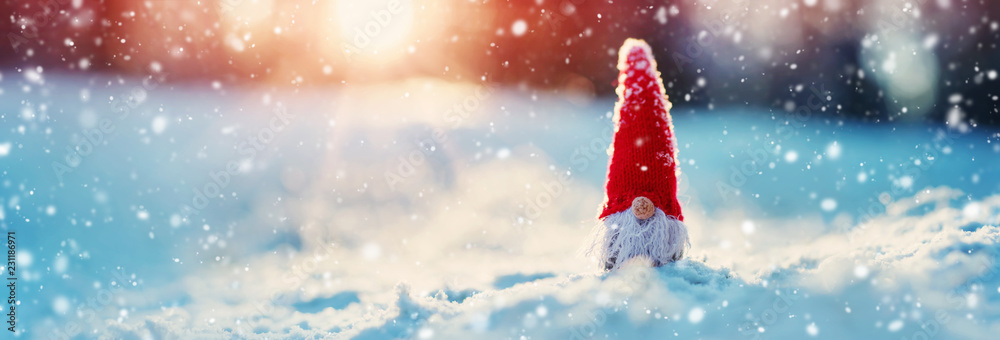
[687,307,705,324]
[948,93,962,104]
[825,142,841,160]
[363,243,382,260]
[169,214,182,227]
[0,142,11,157]
[496,148,511,159]
[963,203,981,218]
[784,151,798,163]
[966,294,979,308]
[511,20,527,36]
[53,296,70,315]
[820,198,837,212]
[854,265,869,279]
[897,175,914,189]
[887,320,904,332]
[654,7,668,24]
[152,116,168,134]
[742,220,755,235]
[923,34,940,50]
[806,322,818,336]
[53,256,68,274]
[24,67,44,84]
[18,251,33,267]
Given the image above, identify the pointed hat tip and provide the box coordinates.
[620,38,651,53]
[617,38,655,71]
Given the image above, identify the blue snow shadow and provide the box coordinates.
[493,272,556,289]
[960,222,988,232]
[652,260,736,301]
[433,288,480,303]
[292,291,360,313]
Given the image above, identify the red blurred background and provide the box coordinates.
[2,0,998,124]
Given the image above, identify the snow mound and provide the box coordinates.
[6,77,999,339]
[96,187,1000,339]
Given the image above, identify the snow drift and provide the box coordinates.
[2,75,998,339]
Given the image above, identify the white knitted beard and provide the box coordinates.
[586,208,689,271]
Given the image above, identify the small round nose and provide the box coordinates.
[631,196,654,220]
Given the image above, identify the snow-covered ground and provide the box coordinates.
[2,74,1000,339]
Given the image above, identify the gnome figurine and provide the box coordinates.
[588,39,690,271]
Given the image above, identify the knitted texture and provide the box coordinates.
[598,39,683,221]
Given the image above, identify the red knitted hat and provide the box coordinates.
[598,39,683,221]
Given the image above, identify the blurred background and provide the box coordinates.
[2,0,998,125]
[3,0,1000,338]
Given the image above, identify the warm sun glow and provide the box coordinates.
[213,0,427,80]
[334,0,414,59]
[218,0,279,53]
